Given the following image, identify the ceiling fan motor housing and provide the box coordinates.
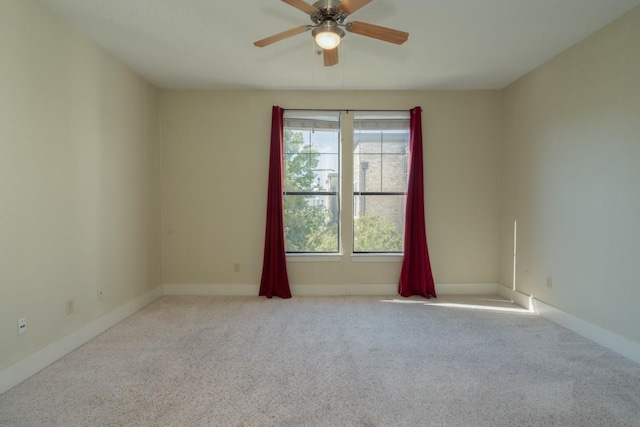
[311,0,348,24]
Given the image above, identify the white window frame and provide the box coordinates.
[284,110,408,261]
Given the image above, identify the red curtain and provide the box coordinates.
[259,106,292,298]
[398,107,437,298]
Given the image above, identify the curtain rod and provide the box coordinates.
[281,108,421,112]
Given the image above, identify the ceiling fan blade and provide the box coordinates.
[346,21,409,45]
[254,26,310,47]
[339,0,372,14]
[281,0,320,14]
[323,47,339,67]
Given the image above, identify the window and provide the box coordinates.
[353,112,409,253]
[283,110,409,255]
[283,111,340,253]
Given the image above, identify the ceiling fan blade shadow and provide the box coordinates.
[254,26,310,47]
[339,0,373,14]
[282,0,320,14]
[323,47,339,66]
[346,21,408,45]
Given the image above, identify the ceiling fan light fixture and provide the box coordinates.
[312,21,344,50]
[315,31,341,49]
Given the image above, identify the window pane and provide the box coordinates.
[353,111,409,253]
[353,196,405,253]
[310,130,339,154]
[354,130,381,153]
[284,195,339,253]
[284,110,340,254]
[381,132,409,154]
[381,153,408,192]
[314,153,339,190]
[354,153,381,192]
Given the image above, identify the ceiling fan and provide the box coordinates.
[254,0,409,67]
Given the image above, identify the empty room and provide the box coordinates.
[1,0,639,425]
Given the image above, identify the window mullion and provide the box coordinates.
[340,111,354,256]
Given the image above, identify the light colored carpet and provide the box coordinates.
[1,295,639,426]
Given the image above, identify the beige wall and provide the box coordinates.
[499,7,640,342]
[160,90,502,289]
[0,0,161,370]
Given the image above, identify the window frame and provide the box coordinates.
[282,111,341,254]
[352,111,410,254]
[283,109,409,258]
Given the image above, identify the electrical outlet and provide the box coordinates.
[66,299,74,315]
[18,318,27,335]
[234,263,241,273]
[546,276,553,289]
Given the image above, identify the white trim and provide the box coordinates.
[163,282,499,297]
[495,284,640,365]
[291,283,397,296]
[532,298,640,365]
[495,284,534,311]
[164,283,393,297]
[286,254,404,263]
[292,283,499,296]
[0,286,163,396]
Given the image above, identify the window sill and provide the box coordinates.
[350,253,403,263]
[285,253,404,263]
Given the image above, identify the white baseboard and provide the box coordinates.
[0,287,163,395]
[532,298,640,365]
[291,283,397,296]
[496,284,640,365]
[163,283,396,297]
[163,282,499,297]
[495,285,534,311]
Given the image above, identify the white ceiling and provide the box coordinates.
[38,0,640,90]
